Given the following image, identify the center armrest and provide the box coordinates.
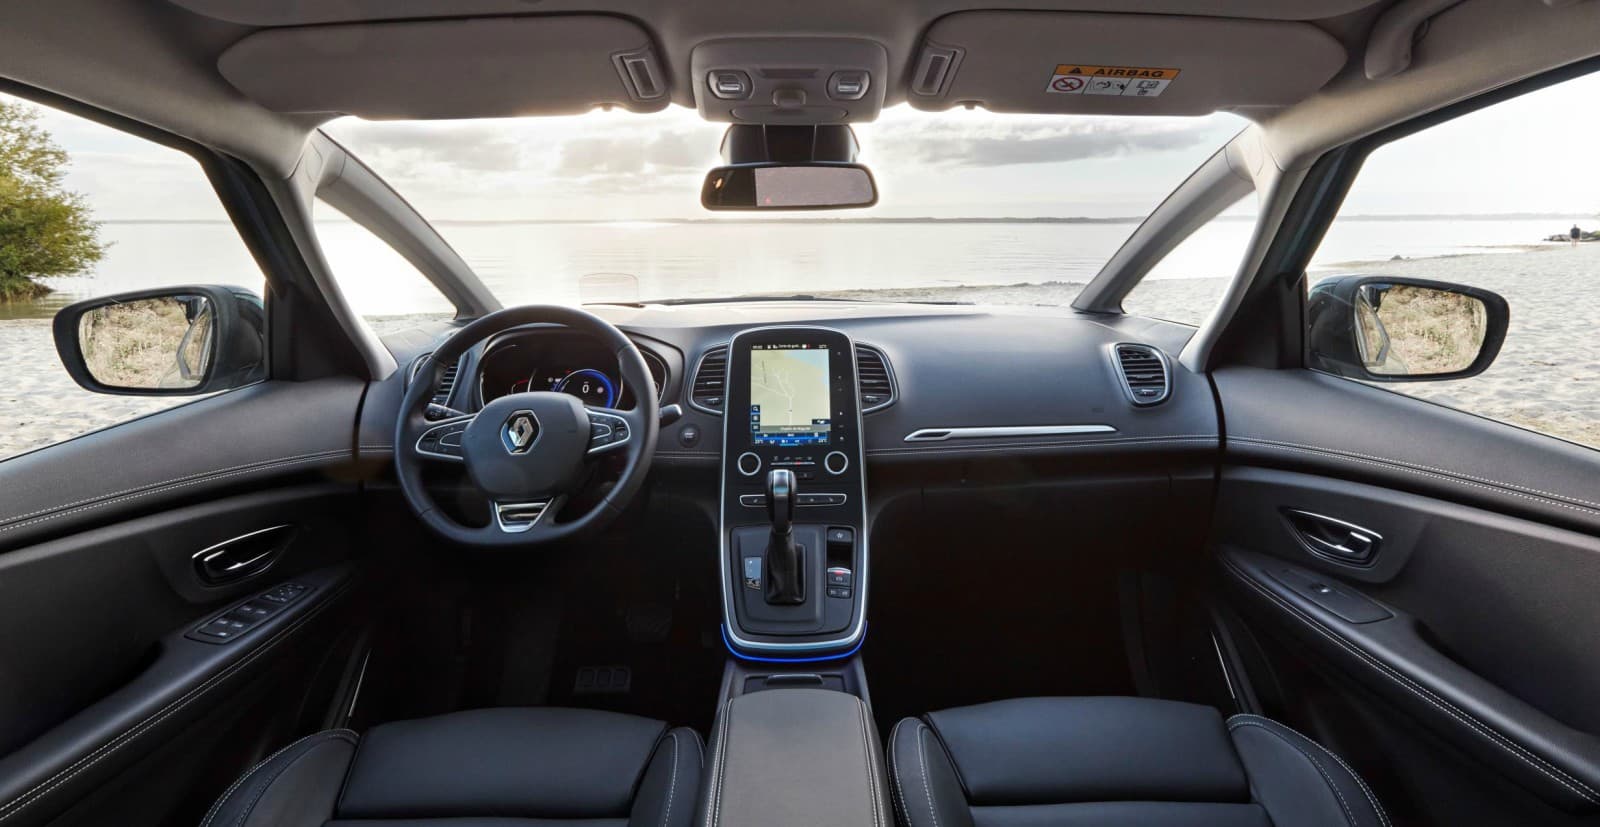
[700,688,891,827]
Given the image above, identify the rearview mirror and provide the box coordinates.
[53,285,266,396]
[1307,275,1508,382]
[701,163,877,211]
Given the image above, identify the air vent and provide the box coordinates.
[1112,343,1170,406]
[411,354,461,406]
[689,345,729,413]
[855,344,896,413]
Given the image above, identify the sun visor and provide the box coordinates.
[909,12,1346,116]
[218,16,669,119]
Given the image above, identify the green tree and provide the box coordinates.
[0,99,105,301]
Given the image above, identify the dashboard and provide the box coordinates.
[382,301,1218,472]
[474,329,667,409]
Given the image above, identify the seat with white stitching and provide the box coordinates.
[200,707,702,827]
[888,697,1387,827]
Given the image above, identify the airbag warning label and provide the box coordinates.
[1046,65,1179,97]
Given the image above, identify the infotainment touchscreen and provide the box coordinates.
[749,343,832,446]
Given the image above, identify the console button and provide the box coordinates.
[739,494,767,508]
[826,586,853,599]
[826,567,853,587]
[737,452,762,476]
[823,451,849,475]
[826,527,854,546]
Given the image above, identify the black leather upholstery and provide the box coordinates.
[889,697,1387,827]
[202,708,702,827]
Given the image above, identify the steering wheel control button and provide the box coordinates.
[501,410,541,455]
[586,410,632,454]
[737,451,762,476]
[417,418,470,460]
[823,451,850,475]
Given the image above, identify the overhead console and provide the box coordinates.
[719,326,867,658]
[691,38,889,123]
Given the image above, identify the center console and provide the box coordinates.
[717,326,868,658]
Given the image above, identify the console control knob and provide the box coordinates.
[737,451,762,476]
[823,451,849,475]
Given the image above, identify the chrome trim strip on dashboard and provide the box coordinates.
[902,424,1118,442]
[718,325,869,655]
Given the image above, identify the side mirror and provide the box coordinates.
[1307,275,1508,382]
[52,285,266,396]
[701,163,878,211]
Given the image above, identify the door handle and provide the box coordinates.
[1282,509,1381,565]
[192,525,295,585]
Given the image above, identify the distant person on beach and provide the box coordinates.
[1572,225,1583,247]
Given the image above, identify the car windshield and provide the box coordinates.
[319,106,1250,310]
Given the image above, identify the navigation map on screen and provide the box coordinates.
[750,344,831,446]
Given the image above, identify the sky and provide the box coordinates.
[7,68,1600,222]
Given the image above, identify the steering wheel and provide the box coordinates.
[394,305,659,548]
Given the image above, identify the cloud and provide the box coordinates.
[863,118,1217,168]
[329,121,525,176]
[555,128,716,177]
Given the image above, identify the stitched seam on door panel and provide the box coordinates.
[1224,561,1598,802]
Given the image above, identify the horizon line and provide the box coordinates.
[98,212,1600,226]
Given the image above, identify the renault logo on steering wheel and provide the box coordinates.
[502,410,540,454]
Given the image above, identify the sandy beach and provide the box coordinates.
[1,243,1596,460]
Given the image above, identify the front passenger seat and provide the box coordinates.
[890,697,1387,827]
[202,707,702,827]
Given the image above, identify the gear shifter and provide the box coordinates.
[763,468,804,605]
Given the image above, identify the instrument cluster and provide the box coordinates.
[477,330,665,409]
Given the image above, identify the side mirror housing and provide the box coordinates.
[1307,275,1508,382]
[52,285,266,396]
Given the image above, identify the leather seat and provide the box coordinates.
[889,697,1388,827]
[201,707,702,827]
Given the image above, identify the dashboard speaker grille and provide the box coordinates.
[1113,343,1170,406]
[689,345,729,413]
[855,344,896,413]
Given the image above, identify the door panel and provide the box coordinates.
[0,379,371,826]
[0,378,366,552]
[1213,365,1600,822]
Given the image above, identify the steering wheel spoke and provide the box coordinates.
[413,413,475,462]
[394,305,658,548]
[491,496,558,534]
[585,406,637,456]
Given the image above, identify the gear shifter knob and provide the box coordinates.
[763,468,803,605]
[766,468,796,536]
